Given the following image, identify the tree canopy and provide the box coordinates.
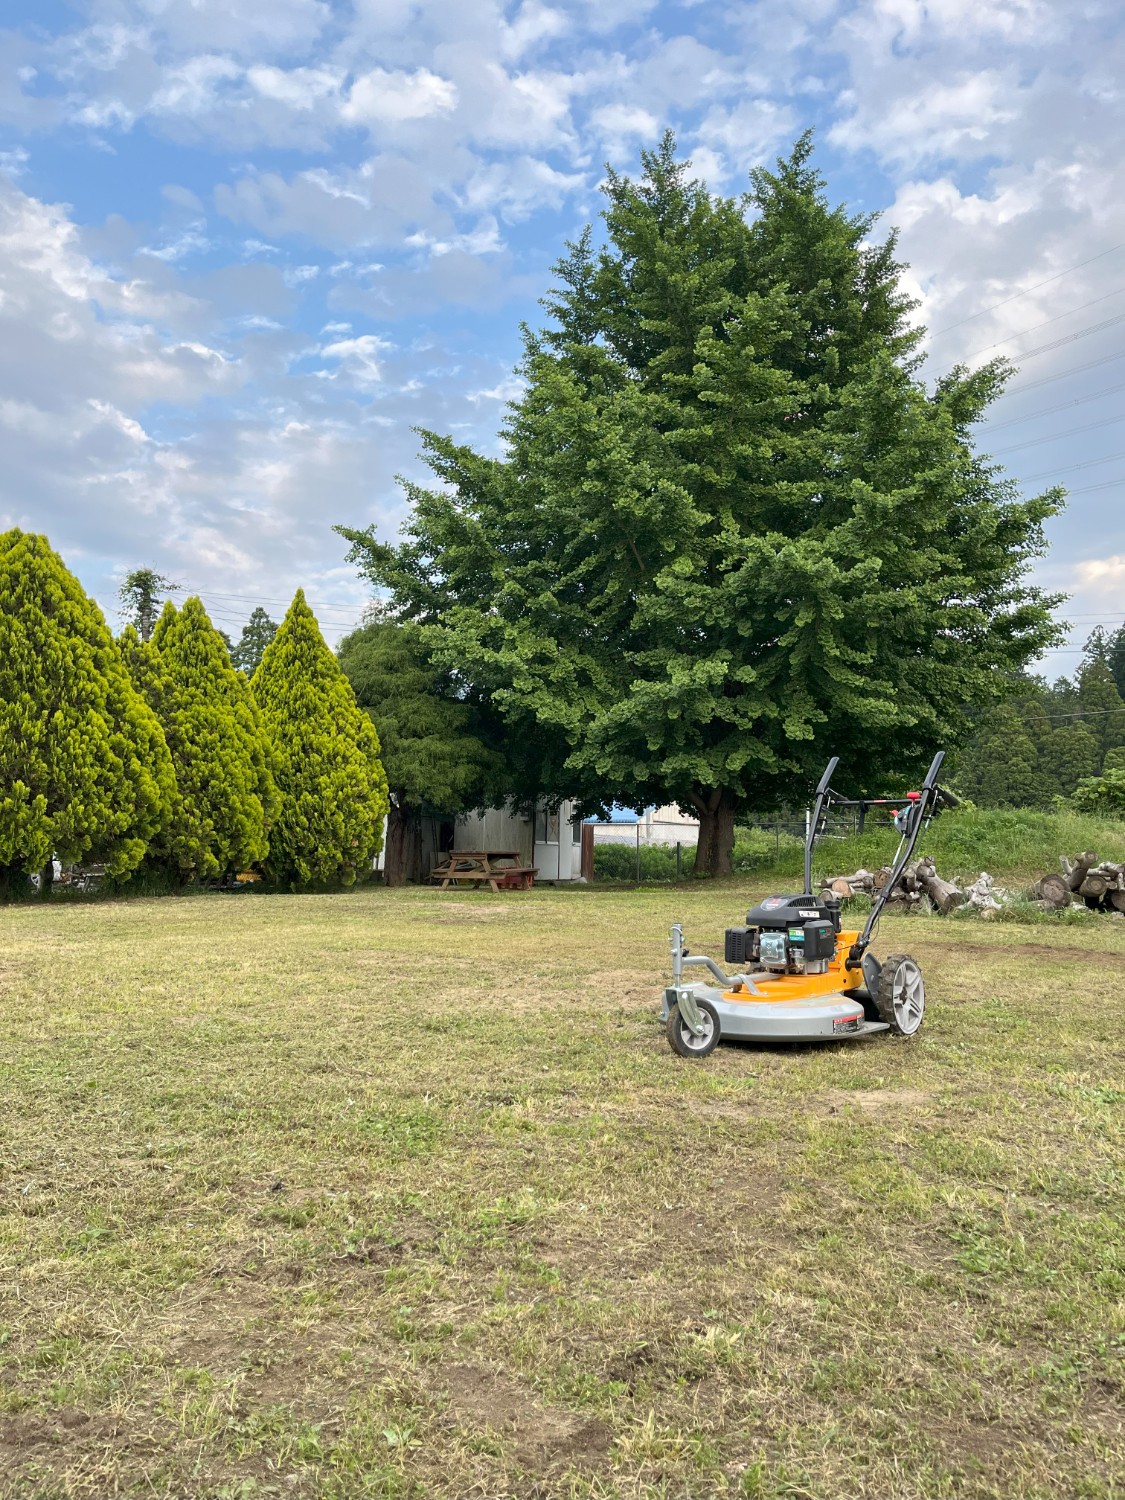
[252,592,389,886]
[231,606,279,676]
[953,632,1125,807]
[337,618,499,883]
[124,598,280,879]
[118,568,180,642]
[339,132,1064,873]
[0,530,175,883]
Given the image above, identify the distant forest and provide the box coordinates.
[954,625,1125,807]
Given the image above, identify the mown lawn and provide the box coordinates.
[1,883,1122,1499]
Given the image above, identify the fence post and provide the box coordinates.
[775,823,779,857]
[635,822,641,883]
[676,841,682,880]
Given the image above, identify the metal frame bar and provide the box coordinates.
[850,750,946,961]
[804,756,839,895]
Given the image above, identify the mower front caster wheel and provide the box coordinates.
[876,953,926,1036]
[666,999,720,1058]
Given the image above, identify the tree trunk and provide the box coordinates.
[692,790,737,878]
[1030,873,1071,909]
[383,803,417,887]
[39,859,54,898]
[915,862,965,914]
[1063,851,1099,891]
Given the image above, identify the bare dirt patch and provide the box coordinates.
[0,1409,122,1478]
[824,1087,932,1114]
[437,1363,612,1469]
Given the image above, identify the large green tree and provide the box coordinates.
[0,530,175,886]
[231,606,279,676]
[125,598,280,880]
[118,568,180,642]
[1109,625,1125,701]
[340,134,1063,873]
[337,619,499,884]
[252,592,389,886]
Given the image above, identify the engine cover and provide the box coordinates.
[748,894,834,929]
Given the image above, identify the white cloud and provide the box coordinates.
[1075,556,1125,593]
[500,3,570,60]
[318,332,393,387]
[342,68,458,126]
[591,103,659,138]
[831,72,1020,163]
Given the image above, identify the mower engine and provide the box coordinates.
[725,894,841,976]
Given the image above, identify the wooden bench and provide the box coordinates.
[430,851,538,893]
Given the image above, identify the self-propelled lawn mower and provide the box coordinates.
[662,751,956,1057]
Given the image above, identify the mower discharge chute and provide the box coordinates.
[662,752,956,1058]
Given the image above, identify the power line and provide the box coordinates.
[1004,310,1125,366]
[1056,476,1125,497]
[958,283,1125,363]
[994,348,1125,401]
[989,410,1125,456]
[980,376,1125,433]
[926,241,1125,340]
[1016,448,1125,484]
[197,591,361,611]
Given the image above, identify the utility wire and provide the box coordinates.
[980,376,1125,432]
[1055,476,1125,496]
[927,241,1125,340]
[989,410,1125,456]
[1002,310,1125,366]
[1016,448,1125,484]
[957,284,1125,363]
[993,347,1125,401]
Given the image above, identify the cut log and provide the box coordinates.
[1063,851,1099,891]
[1111,890,1125,913]
[1079,872,1110,901]
[1029,873,1071,909]
[830,878,856,898]
[916,862,966,914]
[872,866,895,891]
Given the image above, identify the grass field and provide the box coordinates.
[1,883,1123,1499]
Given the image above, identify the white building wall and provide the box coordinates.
[454,801,581,880]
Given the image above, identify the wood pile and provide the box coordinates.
[821,850,1125,918]
[820,856,965,912]
[1054,852,1125,913]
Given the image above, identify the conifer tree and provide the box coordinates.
[127,598,279,879]
[231,607,278,676]
[252,591,389,885]
[338,619,499,883]
[339,133,1064,874]
[0,530,175,883]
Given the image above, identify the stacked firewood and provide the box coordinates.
[820,855,965,913]
[1031,852,1125,913]
[823,849,1125,918]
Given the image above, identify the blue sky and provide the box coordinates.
[1,0,1122,670]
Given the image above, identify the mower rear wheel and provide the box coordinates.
[875,954,926,1036]
[666,999,720,1058]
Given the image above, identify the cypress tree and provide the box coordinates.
[252,591,389,886]
[126,598,280,879]
[0,529,175,883]
[338,619,499,884]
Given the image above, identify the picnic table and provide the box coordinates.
[430,850,538,892]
